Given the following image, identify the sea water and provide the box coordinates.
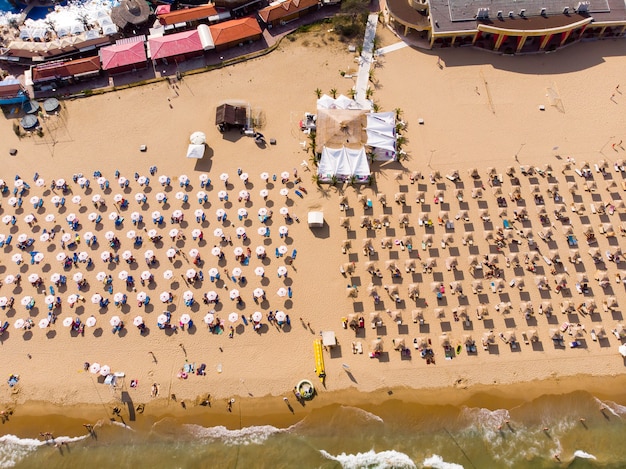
[2,390,626,468]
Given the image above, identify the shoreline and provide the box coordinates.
[3,373,626,438]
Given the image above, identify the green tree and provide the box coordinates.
[315,88,322,98]
[330,88,338,98]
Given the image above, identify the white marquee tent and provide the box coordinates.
[317,146,370,183]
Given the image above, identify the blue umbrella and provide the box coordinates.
[20,114,38,130]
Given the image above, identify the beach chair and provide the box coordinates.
[295,190,303,198]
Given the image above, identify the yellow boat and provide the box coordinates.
[313,339,326,383]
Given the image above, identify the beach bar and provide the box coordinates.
[385,0,626,53]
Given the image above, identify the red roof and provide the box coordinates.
[258,0,318,23]
[33,57,101,81]
[158,4,218,26]
[149,30,203,60]
[99,41,147,70]
[209,17,262,46]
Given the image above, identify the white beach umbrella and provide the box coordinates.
[18,233,29,243]
[204,313,215,324]
[157,314,168,325]
[220,173,229,182]
[169,228,179,238]
[279,226,288,235]
[235,227,246,237]
[62,317,73,327]
[108,212,119,221]
[91,294,102,304]
[213,228,223,238]
[253,288,265,298]
[28,273,40,283]
[38,318,50,329]
[67,294,78,305]
[136,292,147,302]
[206,291,217,301]
[237,208,248,217]
[12,254,23,264]
[252,311,263,322]
[158,175,169,185]
[113,194,123,203]
[183,290,194,301]
[109,316,121,327]
[24,214,35,224]
[72,196,82,204]
[104,231,115,241]
[159,292,171,302]
[141,271,152,281]
[278,245,288,255]
[144,250,154,259]
[258,207,268,216]
[275,311,286,322]
[175,191,185,201]
[256,246,266,256]
[277,266,288,277]
[254,267,265,277]
[163,270,173,280]
[233,247,244,257]
[172,210,183,219]
[260,189,269,198]
[199,174,209,182]
[279,207,289,215]
[113,292,125,303]
[133,316,144,327]
[44,295,55,305]
[122,250,133,260]
[61,233,72,243]
[72,272,83,282]
[218,191,227,200]
[0,297,6,308]
[50,273,61,283]
[126,230,136,239]
[85,316,97,327]
[180,313,191,325]
[45,214,55,222]
[260,172,269,181]
[186,269,197,279]
[131,212,141,222]
[89,363,101,374]
[92,194,102,203]
[96,272,107,282]
[78,252,89,261]
[118,270,129,280]
[211,247,222,257]
[40,233,50,242]
[277,288,288,297]
[166,248,177,258]
[14,319,25,329]
[84,232,94,241]
[228,312,239,323]
[88,212,99,222]
[99,365,111,376]
[229,289,240,300]
[189,249,199,258]
[4,275,15,285]
[147,229,157,238]
[192,229,202,238]
[208,268,219,278]
[232,267,242,277]
[34,252,45,263]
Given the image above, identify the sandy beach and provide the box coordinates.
[0,22,625,430]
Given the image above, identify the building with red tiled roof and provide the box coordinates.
[158,4,219,26]
[148,30,204,61]
[258,0,319,28]
[99,39,147,74]
[209,17,263,51]
[32,57,101,85]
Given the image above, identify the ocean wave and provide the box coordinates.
[184,424,283,446]
[422,454,464,469]
[339,406,385,424]
[0,433,87,468]
[595,397,626,418]
[320,449,416,469]
[573,450,597,460]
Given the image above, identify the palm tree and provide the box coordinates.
[372,102,380,112]
[348,89,356,99]
[394,107,403,120]
[368,69,375,83]
[312,174,321,187]
[315,88,322,98]
[330,88,338,99]
[365,87,374,99]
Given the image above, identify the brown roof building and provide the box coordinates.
[158,4,219,26]
[257,0,319,27]
[32,57,101,84]
[209,17,263,50]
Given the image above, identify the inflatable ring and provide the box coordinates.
[296,379,315,400]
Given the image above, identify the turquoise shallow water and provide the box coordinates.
[2,390,626,468]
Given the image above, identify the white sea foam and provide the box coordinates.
[320,449,416,469]
[0,0,117,30]
[594,397,626,418]
[573,450,597,460]
[0,435,43,468]
[184,424,283,446]
[0,433,87,468]
[422,454,465,469]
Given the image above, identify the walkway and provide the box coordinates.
[354,13,379,109]
[376,41,408,55]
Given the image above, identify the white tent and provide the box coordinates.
[316,94,362,110]
[366,112,397,160]
[308,211,324,228]
[186,144,205,159]
[317,146,370,183]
